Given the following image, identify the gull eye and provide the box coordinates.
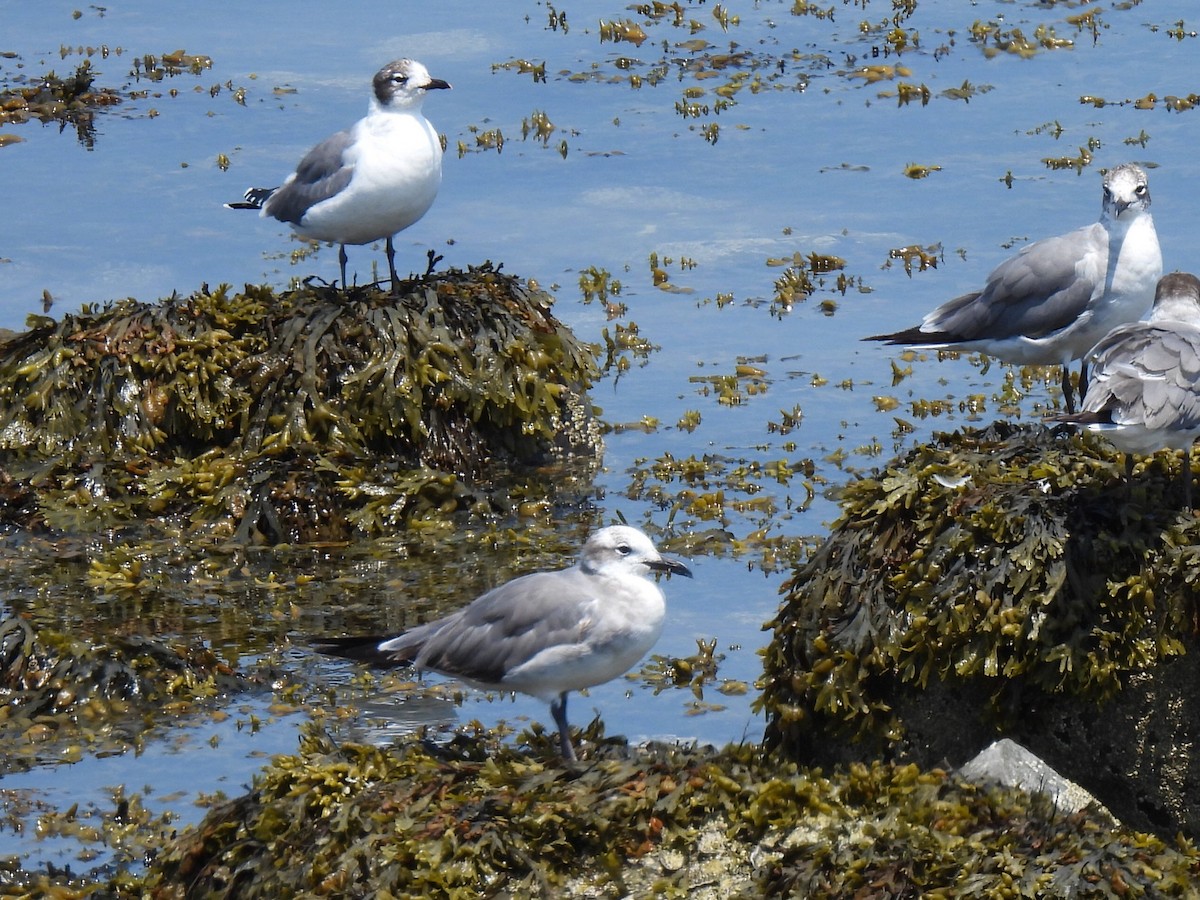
[1135,184,1147,196]
[391,73,407,84]
[615,543,632,556]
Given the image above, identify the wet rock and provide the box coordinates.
[958,738,1114,824]
[759,421,1200,838]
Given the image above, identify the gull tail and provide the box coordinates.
[312,635,417,669]
[224,186,276,211]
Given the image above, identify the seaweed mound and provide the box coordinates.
[131,727,1199,898]
[0,266,600,539]
[758,422,1200,836]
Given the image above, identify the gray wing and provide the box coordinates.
[1086,325,1200,429]
[389,569,595,686]
[923,224,1106,341]
[262,129,355,226]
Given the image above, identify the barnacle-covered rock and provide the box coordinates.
[759,421,1200,837]
[0,266,601,539]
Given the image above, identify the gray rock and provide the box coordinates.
[958,738,1116,826]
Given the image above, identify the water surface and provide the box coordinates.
[2,0,1199,875]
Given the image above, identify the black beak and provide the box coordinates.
[424,78,452,91]
[648,556,693,578]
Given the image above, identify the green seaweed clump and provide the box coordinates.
[108,727,1200,898]
[0,266,600,540]
[759,422,1200,760]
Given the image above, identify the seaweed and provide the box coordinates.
[759,422,1199,758]
[0,267,601,540]
[107,727,1199,898]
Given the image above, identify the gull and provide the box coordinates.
[227,59,450,291]
[866,163,1162,413]
[1050,272,1200,508]
[313,525,693,762]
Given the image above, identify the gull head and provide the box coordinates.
[579,525,693,580]
[1101,162,1151,220]
[1148,271,1200,325]
[372,59,451,110]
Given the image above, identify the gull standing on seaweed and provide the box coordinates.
[865,163,1162,413]
[1050,272,1200,508]
[228,59,450,291]
[313,525,693,762]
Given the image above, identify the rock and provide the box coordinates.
[958,738,1115,826]
[759,421,1200,837]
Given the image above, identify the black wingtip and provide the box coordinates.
[312,635,410,668]
[226,187,276,211]
[862,326,961,346]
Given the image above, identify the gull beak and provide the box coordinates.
[424,78,452,91]
[648,556,693,578]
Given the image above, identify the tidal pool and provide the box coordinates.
[2,0,1200,879]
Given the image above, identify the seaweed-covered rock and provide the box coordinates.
[0,266,601,539]
[127,727,1200,898]
[759,421,1200,837]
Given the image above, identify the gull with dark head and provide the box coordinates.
[866,163,1162,413]
[1050,272,1200,508]
[228,59,450,291]
[313,525,693,762]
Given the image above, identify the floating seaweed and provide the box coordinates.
[0,59,121,148]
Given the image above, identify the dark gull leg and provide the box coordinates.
[1184,446,1193,511]
[386,236,400,292]
[549,692,577,762]
[338,244,349,289]
[1061,365,1076,415]
[1078,360,1089,405]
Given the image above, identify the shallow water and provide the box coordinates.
[3,0,1200,876]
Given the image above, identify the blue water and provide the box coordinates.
[3,0,1200,873]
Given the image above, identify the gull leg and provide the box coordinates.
[1078,360,1089,405]
[1061,365,1076,415]
[1184,448,1192,510]
[386,236,400,291]
[338,244,349,289]
[549,692,577,763]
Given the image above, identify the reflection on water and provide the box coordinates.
[3,0,1200,877]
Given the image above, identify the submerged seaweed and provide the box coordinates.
[0,613,253,773]
[0,267,601,540]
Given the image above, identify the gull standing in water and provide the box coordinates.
[313,525,693,762]
[228,59,450,291]
[866,163,1162,413]
[1051,272,1200,508]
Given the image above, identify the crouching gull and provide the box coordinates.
[228,58,450,291]
[1050,272,1200,509]
[866,163,1162,413]
[313,525,693,762]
